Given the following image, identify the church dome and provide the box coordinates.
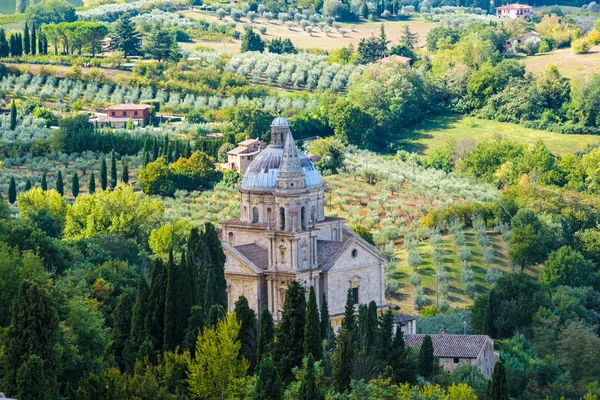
[240,145,323,189]
[271,117,289,127]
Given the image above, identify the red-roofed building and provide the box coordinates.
[496,3,533,19]
[94,104,152,128]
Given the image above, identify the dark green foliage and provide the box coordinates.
[147,258,167,354]
[352,225,375,246]
[163,250,177,352]
[509,208,550,270]
[389,329,417,384]
[257,307,275,365]
[152,137,159,161]
[110,149,117,189]
[207,304,226,327]
[40,172,47,191]
[540,246,597,288]
[110,15,141,56]
[488,361,509,400]
[332,326,356,393]
[71,172,79,197]
[361,301,378,356]
[143,24,178,61]
[375,308,394,370]
[10,100,17,130]
[485,289,497,338]
[30,22,36,56]
[3,282,59,398]
[320,293,330,340]
[241,29,265,52]
[273,280,306,383]
[304,286,323,361]
[26,0,77,25]
[255,356,283,400]
[268,37,297,54]
[202,223,227,311]
[234,296,258,371]
[17,355,47,400]
[418,335,436,379]
[0,29,10,57]
[55,170,64,195]
[24,179,32,191]
[175,251,200,348]
[299,354,325,400]
[8,176,16,204]
[100,158,107,191]
[341,288,356,333]
[127,278,150,368]
[88,171,96,194]
[107,293,133,371]
[23,22,30,54]
[183,305,204,356]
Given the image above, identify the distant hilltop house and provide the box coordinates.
[93,104,151,128]
[495,3,533,19]
[377,55,412,66]
[222,137,268,173]
[505,31,540,51]
[405,333,498,378]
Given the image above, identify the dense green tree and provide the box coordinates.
[88,171,96,194]
[30,21,36,56]
[361,301,378,356]
[100,158,107,190]
[110,14,141,55]
[207,304,226,327]
[375,308,394,370]
[26,0,77,25]
[389,330,416,384]
[341,288,356,333]
[540,246,597,287]
[257,307,275,365]
[40,173,47,191]
[24,178,32,191]
[304,286,323,361]
[488,361,509,400]
[3,282,59,398]
[17,355,47,400]
[8,176,16,204]
[234,295,258,372]
[268,37,297,54]
[107,293,133,372]
[23,22,30,54]
[127,278,150,368]
[328,98,374,147]
[110,149,117,189]
[484,288,497,338]
[163,250,178,352]
[144,24,178,61]
[10,100,17,130]
[255,356,283,400]
[71,172,79,197]
[241,29,265,52]
[203,222,228,311]
[230,102,272,140]
[332,325,356,393]
[273,280,306,383]
[418,335,436,379]
[509,208,549,271]
[55,170,64,195]
[320,293,330,340]
[0,28,10,57]
[183,305,204,356]
[148,258,167,353]
[299,354,325,400]
[152,137,159,161]
[176,251,200,347]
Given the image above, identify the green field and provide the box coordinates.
[399,114,600,156]
[0,0,82,15]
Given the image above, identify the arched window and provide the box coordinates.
[252,207,259,223]
[279,207,286,230]
[228,232,234,245]
[301,207,307,230]
[243,206,247,220]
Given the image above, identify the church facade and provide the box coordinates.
[220,117,387,324]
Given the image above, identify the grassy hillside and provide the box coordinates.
[0,0,82,15]
[399,114,600,156]
[524,44,600,79]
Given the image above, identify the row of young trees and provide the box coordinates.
[0,23,48,58]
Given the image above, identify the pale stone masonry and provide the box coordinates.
[220,117,387,325]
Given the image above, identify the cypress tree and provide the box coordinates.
[163,134,170,163]
[186,140,192,158]
[255,357,283,400]
[88,171,96,194]
[142,139,149,166]
[320,293,330,340]
[304,286,323,361]
[488,361,509,400]
[17,33,23,55]
[175,250,199,348]
[100,158,107,190]
[30,22,36,56]
[23,22,30,55]
[207,304,226,327]
[183,305,204,357]
[71,172,79,197]
[9,100,17,130]
[8,176,16,204]
[203,222,228,311]
[55,170,64,195]
[375,309,394,369]
[40,173,47,191]
[174,140,180,161]
[147,258,167,354]
[127,278,150,369]
[299,354,325,400]
[121,161,129,184]
[485,288,497,338]
[3,282,60,398]
[24,178,31,191]
[152,137,159,161]
[418,335,436,379]
[187,227,207,306]
[234,296,258,372]
[17,355,46,400]
[43,33,48,55]
[0,28,9,57]
[107,293,133,372]
[389,329,416,384]
[341,288,356,333]
[163,250,177,352]
[256,307,275,365]
[109,150,117,189]
[332,325,356,393]
[362,301,378,356]
[273,280,306,383]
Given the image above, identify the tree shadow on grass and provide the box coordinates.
[394,113,461,154]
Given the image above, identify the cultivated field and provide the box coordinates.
[400,114,600,156]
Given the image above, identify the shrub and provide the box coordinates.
[523,36,541,56]
[572,37,591,54]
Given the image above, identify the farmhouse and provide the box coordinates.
[219,117,387,325]
[222,137,267,173]
[94,104,151,128]
[505,31,540,51]
[405,333,498,378]
[377,55,412,66]
[495,3,533,19]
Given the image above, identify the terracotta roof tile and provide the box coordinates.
[106,103,151,110]
[235,243,269,269]
[404,334,491,358]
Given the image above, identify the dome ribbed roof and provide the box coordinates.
[271,117,289,127]
[240,145,323,189]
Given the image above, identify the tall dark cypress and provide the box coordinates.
[375,309,394,369]
[332,324,356,393]
[55,170,64,196]
[256,307,275,365]
[9,100,16,130]
[320,293,330,340]
[30,21,36,56]
[163,250,177,352]
[109,150,117,189]
[389,329,416,384]
[71,172,79,197]
[3,282,60,398]
[183,305,204,357]
[234,296,258,372]
[174,140,180,162]
[485,288,497,338]
[417,335,436,379]
[23,22,30,55]
[341,288,356,333]
[88,171,96,194]
[304,286,323,361]
[142,139,149,166]
[174,250,199,349]
[186,140,192,158]
[255,357,283,400]
[8,176,16,204]
[121,161,129,184]
[0,28,9,57]
[152,137,159,161]
[24,178,31,191]
[17,355,47,400]
[362,301,378,356]
[147,258,167,354]
[127,278,150,369]
[299,354,325,400]
[488,361,509,400]
[40,173,47,191]
[273,280,306,383]
[100,158,107,190]
[107,293,133,372]
[187,227,207,306]
[163,135,170,163]
[203,223,228,311]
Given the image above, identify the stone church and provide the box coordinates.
[220,117,387,325]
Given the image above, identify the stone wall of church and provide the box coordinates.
[226,274,264,313]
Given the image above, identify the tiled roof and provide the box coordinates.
[235,243,269,269]
[394,314,417,323]
[496,3,532,9]
[404,334,491,358]
[106,103,151,110]
[377,55,412,64]
[239,138,261,146]
[227,146,252,155]
[317,229,353,269]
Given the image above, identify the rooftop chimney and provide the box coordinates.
[440,328,444,336]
